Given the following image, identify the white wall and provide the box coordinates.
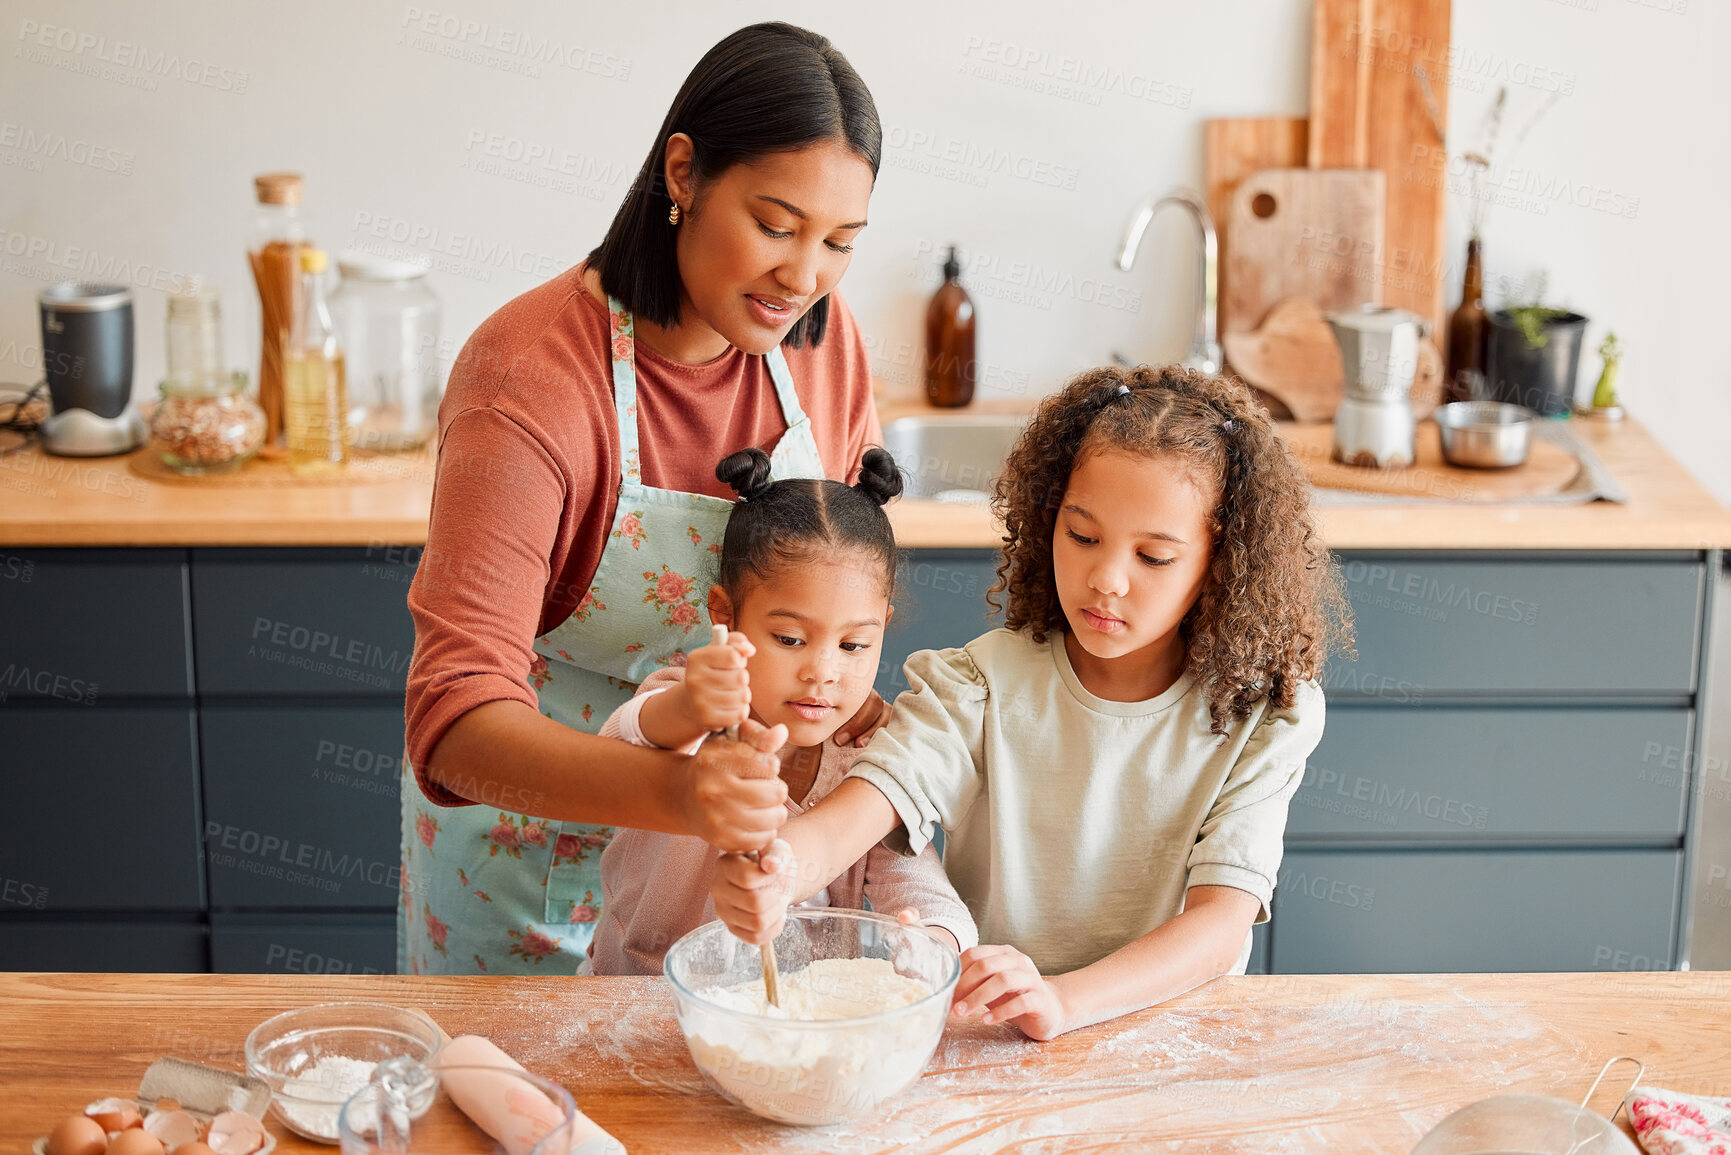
[2,0,1726,501]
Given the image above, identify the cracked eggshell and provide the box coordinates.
[204,1111,267,1155]
[85,1099,143,1133]
[142,1110,204,1151]
[33,1059,276,1155]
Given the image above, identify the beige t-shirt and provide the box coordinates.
[847,628,1325,975]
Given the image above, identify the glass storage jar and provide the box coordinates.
[166,287,226,382]
[331,251,442,452]
[150,371,266,474]
[248,172,310,448]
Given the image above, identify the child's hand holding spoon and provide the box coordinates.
[701,623,786,1006]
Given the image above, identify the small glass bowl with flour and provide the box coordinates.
[665,908,961,1126]
[245,1002,443,1143]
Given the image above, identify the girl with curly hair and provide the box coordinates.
[712,364,1350,1039]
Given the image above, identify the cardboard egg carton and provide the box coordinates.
[35,1057,277,1155]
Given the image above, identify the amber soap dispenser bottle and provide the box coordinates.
[924,245,976,408]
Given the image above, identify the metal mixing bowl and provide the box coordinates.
[664,909,960,1126]
[1435,401,1535,469]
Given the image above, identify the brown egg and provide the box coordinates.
[171,1144,219,1155]
[84,1098,142,1133]
[106,1129,166,1155]
[45,1114,108,1155]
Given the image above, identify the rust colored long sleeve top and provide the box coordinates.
[405,264,882,802]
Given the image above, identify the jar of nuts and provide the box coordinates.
[149,371,266,474]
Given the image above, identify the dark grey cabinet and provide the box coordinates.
[0,543,1716,975]
[0,548,192,698]
[1292,706,1692,841]
[1271,848,1682,973]
[192,549,418,697]
[201,705,407,909]
[1331,554,1702,696]
[1,546,415,973]
[0,917,206,972]
[209,912,396,975]
[1291,550,1712,974]
[0,706,204,910]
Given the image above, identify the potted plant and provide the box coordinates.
[1484,286,1589,417]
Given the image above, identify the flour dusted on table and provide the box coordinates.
[687,958,941,1125]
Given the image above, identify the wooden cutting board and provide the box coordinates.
[1203,119,1310,237]
[1226,296,1447,424]
[1222,297,1344,422]
[1309,0,1452,332]
[1204,118,1310,327]
[1283,420,1580,502]
[1221,168,1385,337]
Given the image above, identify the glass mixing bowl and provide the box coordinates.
[664,908,961,1126]
[245,1002,443,1143]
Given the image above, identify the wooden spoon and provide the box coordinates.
[707,624,781,1008]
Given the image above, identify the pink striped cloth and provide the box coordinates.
[1630,1088,1731,1155]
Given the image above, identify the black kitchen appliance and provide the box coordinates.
[37,281,146,456]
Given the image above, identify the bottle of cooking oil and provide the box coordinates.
[284,247,348,474]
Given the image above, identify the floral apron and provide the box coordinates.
[399,297,828,974]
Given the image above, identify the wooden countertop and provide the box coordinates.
[881,398,1731,551]
[3,401,1728,550]
[2,971,1725,1153]
[0,445,435,548]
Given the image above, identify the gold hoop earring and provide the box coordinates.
[668,203,681,226]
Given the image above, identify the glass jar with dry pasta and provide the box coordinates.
[149,371,267,474]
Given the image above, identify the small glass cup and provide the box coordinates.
[338,1060,583,1155]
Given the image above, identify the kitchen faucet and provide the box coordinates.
[1114,187,1220,376]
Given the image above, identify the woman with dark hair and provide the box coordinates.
[399,22,888,975]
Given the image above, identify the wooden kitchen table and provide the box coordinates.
[4,972,1728,1153]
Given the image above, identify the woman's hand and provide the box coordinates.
[833,690,892,748]
[678,718,789,853]
[711,837,795,944]
[684,628,754,733]
[952,944,1070,1042]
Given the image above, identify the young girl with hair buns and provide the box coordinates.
[589,446,977,975]
[714,365,1351,1038]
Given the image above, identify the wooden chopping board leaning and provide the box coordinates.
[1207,0,1451,426]
[1220,167,1387,340]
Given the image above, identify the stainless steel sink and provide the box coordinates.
[880,413,1029,501]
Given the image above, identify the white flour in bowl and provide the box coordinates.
[277,1055,377,1139]
[685,958,941,1125]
